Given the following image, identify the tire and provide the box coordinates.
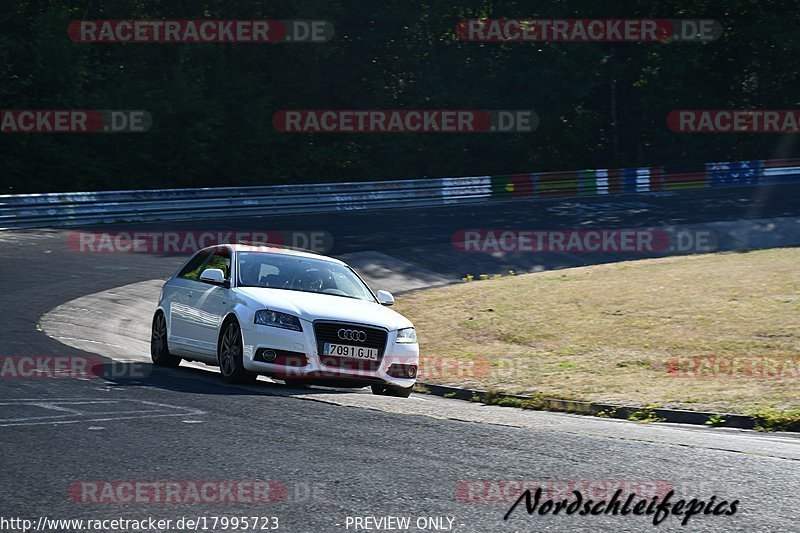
[371,383,413,398]
[283,379,309,389]
[151,312,181,367]
[218,320,257,384]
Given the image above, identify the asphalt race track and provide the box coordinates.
[2,184,800,532]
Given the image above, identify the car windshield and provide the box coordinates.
[236,252,376,302]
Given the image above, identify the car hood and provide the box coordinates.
[236,287,413,330]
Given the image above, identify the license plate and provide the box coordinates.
[322,343,378,361]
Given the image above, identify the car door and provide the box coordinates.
[167,249,212,355]
[189,247,232,357]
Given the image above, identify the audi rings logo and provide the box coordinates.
[338,329,367,342]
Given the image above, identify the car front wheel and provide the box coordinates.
[218,320,257,384]
[151,312,181,367]
[371,383,413,398]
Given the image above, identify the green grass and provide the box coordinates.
[751,409,800,432]
[627,406,666,424]
[706,414,727,427]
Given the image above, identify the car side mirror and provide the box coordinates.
[200,268,227,286]
[376,290,395,306]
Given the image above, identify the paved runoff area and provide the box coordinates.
[3,185,800,532]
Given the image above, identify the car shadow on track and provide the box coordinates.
[92,361,367,398]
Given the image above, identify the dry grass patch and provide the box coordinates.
[395,248,800,413]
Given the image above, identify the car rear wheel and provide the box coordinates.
[218,320,257,384]
[151,312,181,367]
[371,383,413,398]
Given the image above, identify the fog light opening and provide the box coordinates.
[388,364,418,379]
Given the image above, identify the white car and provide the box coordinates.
[150,244,419,397]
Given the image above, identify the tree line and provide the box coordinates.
[1,0,798,193]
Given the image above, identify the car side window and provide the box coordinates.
[205,249,231,280]
[178,250,211,280]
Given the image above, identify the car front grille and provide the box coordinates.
[313,321,388,370]
[318,358,382,372]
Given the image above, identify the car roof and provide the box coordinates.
[210,243,345,265]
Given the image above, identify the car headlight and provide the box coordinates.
[254,310,303,332]
[396,327,417,344]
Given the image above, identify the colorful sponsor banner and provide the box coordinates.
[490,174,534,198]
[661,164,708,190]
[649,167,663,191]
[538,171,578,197]
[620,168,638,193]
[706,160,762,187]
[578,170,598,196]
[477,158,800,202]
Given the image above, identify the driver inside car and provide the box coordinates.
[239,261,262,286]
[303,269,325,292]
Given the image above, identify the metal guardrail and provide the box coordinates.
[2,158,800,229]
[0,179,459,228]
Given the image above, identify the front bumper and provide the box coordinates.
[240,319,419,388]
